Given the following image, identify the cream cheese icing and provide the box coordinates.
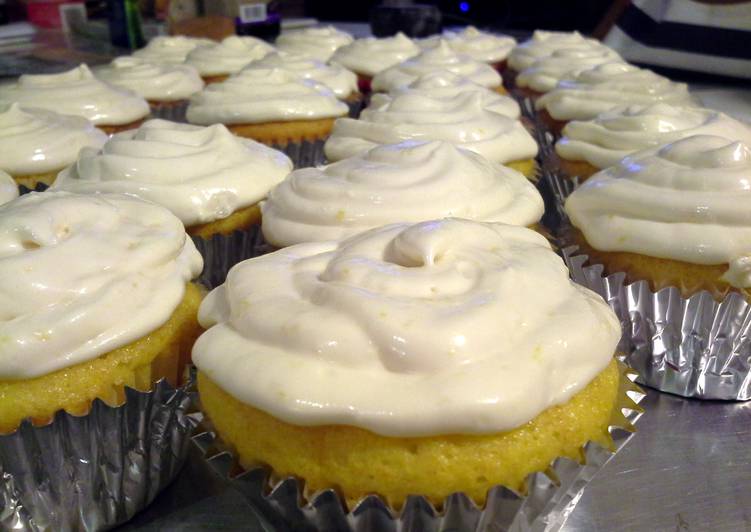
[418,26,516,64]
[515,47,622,93]
[186,67,348,125]
[557,104,751,169]
[0,171,18,206]
[133,35,216,64]
[536,63,697,122]
[244,51,357,99]
[53,119,292,227]
[185,36,274,77]
[0,191,202,380]
[0,65,150,126]
[330,32,421,77]
[323,90,537,163]
[193,218,619,436]
[508,30,613,71]
[262,140,544,246]
[565,135,751,288]
[371,40,502,92]
[0,103,107,176]
[275,25,354,62]
[96,56,204,101]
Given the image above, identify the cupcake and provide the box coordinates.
[187,67,347,165]
[0,191,203,528]
[262,140,544,247]
[418,26,516,70]
[185,36,274,84]
[323,86,538,177]
[371,40,503,93]
[565,135,751,299]
[96,56,204,121]
[0,64,150,135]
[507,31,613,78]
[193,218,624,508]
[133,35,216,64]
[555,104,751,181]
[275,25,353,62]
[330,32,421,92]
[0,103,107,189]
[535,63,697,135]
[0,170,18,205]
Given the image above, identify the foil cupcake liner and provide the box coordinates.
[18,183,50,195]
[562,245,751,400]
[0,378,200,531]
[191,363,643,531]
[346,96,365,118]
[149,101,189,123]
[273,140,327,169]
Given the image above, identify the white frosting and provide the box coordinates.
[262,140,543,246]
[193,218,619,436]
[536,63,697,121]
[275,25,353,62]
[0,171,18,206]
[419,27,516,64]
[330,32,421,77]
[323,90,537,164]
[0,191,202,380]
[96,56,204,101]
[186,67,348,125]
[515,48,622,93]
[133,36,216,64]
[53,119,292,227]
[185,36,274,76]
[557,104,751,169]
[508,30,613,71]
[372,40,502,92]
[565,135,751,288]
[0,103,107,176]
[244,51,357,99]
[0,65,149,126]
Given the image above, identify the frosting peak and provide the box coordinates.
[331,32,421,77]
[134,35,216,63]
[419,26,516,63]
[659,136,749,169]
[275,25,354,61]
[185,36,274,76]
[96,56,204,101]
[0,171,17,206]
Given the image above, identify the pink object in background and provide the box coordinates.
[27,0,84,28]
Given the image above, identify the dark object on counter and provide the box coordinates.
[370,3,441,38]
[107,0,144,48]
[234,1,280,41]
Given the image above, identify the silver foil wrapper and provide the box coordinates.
[563,246,751,400]
[17,183,50,195]
[347,96,365,118]
[0,378,200,531]
[191,365,643,531]
[272,140,327,169]
[149,101,189,123]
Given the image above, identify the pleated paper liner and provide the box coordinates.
[149,101,190,123]
[190,362,643,532]
[18,182,50,195]
[0,377,200,531]
[562,244,751,400]
[272,139,327,169]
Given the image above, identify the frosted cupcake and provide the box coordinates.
[0,64,150,134]
[0,170,18,205]
[0,103,107,189]
[185,36,275,84]
[555,104,751,180]
[133,35,215,64]
[275,25,353,62]
[262,140,544,247]
[419,26,516,69]
[565,135,751,299]
[371,40,503,93]
[194,218,624,508]
[96,56,204,121]
[330,32,421,92]
[536,63,697,134]
[508,31,613,73]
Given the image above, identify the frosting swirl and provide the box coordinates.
[0,171,18,206]
[275,25,354,62]
[262,140,544,246]
[557,103,751,169]
[508,30,612,71]
[0,65,149,126]
[372,40,502,92]
[331,33,421,77]
[53,119,292,227]
[244,51,357,99]
[187,67,348,125]
[96,56,204,101]
[0,191,202,380]
[0,103,107,175]
[185,36,274,76]
[565,135,751,287]
[323,90,537,163]
[515,48,622,93]
[536,63,696,121]
[419,26,516,64]
[193,218,619,436]
[133,35,216,64]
